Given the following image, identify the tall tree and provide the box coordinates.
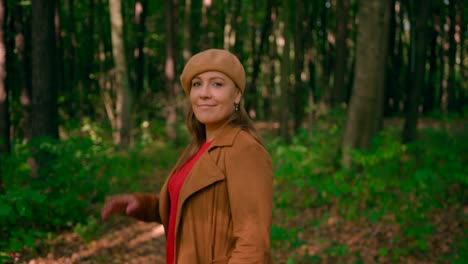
[424,4,440,114]
[182,0,192,62]
[31,0,58,139]
[15,3,32,141]
[279,4,291,143]
[109,0,132,147]
[292,0,307,132]
[246,0,274,117]
[341,0,391,167]
[0,0,9,156]
[164,0,178,142]
[30,0,59,178]
[446,0,458,111]
[402,0,431,143]
[134,0,148,99]
[332,0,350,106]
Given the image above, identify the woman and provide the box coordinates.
[101,49,274,263]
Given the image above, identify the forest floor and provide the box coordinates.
[15,203,465,264]
[13,117,467,263]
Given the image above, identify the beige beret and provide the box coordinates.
[180,49,246,94]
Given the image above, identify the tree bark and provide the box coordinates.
[14,4,32,141]
[0,0,9,156]
[279,6,291,143]
[332,0,350,107]
[246,0,274,117]
[164,0,178,142]
[182,0,192,62]
[31,0,58,139]
[424,7,439,114]
[134,0,147,99]
[402,0,430,143]
[292,0,306,132]
[341,0,391,167]
[446,0,457,111]
[109,0,132,148]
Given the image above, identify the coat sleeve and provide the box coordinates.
[225,136,274,263]
[133,193,162,223]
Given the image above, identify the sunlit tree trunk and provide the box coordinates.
[200,0,211,50]
[342,0,391,167]
[402,0,430,143]
[0,0,9,156]
[164,0,178,142]
[223,0,233,51]
[109,0,132,148]
[332,0,350,107]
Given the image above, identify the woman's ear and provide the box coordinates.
[234,88,242,104]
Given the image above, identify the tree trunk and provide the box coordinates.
[223,0,233,51]
[341,0,391,167]
[182,0,192,62]
[424,8,439,114]
[279,6,291,143]
[134,0,147,99]
[200,0,211,50]
[446,0,457,111]
[31,0,58,139]
[332,0,350,107]
[14,4,32,141]
[319,2,332,104]
[384,0,396,116]
[402,0,430,143]
[109,0,132,148]
[246,0,274,118]
[0,0,9,156]
[293,0,306,132]
[164,0,178,142]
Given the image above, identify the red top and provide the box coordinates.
[166,140,213,264]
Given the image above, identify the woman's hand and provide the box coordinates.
[101,194,142,221]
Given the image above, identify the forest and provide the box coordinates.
[0,0,466,263]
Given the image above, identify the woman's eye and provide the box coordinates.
[191,81,201,87]
[213,82,223,87]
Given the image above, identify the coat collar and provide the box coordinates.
[209,125,242,149]
[159,125,243,228]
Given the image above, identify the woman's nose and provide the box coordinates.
[198,84,211,98]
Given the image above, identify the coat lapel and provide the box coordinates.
[159,126,242,233]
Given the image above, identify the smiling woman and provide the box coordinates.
[101,49,274,264]
[189,71,241,140]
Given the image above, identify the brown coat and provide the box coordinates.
[139,126,274,263]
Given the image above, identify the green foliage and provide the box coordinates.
[270,116,466,261]
[0,120,181,256]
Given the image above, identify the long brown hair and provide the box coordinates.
[173,94,262,171]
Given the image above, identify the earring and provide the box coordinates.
[234,103,239,111]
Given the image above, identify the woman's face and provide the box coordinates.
[190,71,241,131]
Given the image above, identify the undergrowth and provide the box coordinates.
[269,115,467,262]
[0,114,466,263]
